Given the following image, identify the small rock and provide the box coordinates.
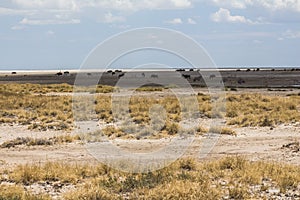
[268,188,280,194]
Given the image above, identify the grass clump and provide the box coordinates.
[93,85,118,93]
[0,185,50,200]
[226,94,300,127]
[136,86,164,92]
[209,126,237,136]
[64,182,112,200]
[0,135,80,148]
[0,84,299,133]
[102,126,125,138]
[1,156,300,199]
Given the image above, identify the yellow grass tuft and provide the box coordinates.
[0,157,299,199]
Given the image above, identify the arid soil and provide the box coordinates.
[0,87,299,168]
[0,85,299,199]
[0,123,299,170]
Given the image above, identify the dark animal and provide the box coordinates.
[56,72,63,76]
[118,73,125,78]
[193,76,202,82]
[237,78,245,84]
[182,74,191,79]
[209,74,216,79]
[11,72,17,75]
[151,74,158,78]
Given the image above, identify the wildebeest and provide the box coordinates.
[118,73,125,78]
[193,76,203,82]
[209,74,216,79]
[64,71,70,75]
[182,74,191,79]
[56,72,63,76]
[151,74,158,78]
[238,78,245,84]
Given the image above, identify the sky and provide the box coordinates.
[0,0,300,70]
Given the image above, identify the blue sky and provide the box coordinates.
[0,0,300,70]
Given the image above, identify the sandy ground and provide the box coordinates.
[0,87,299,169]
[0,123,299,169]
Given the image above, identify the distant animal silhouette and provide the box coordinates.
[238,78,245,84]
[151,74,158,78]
[64,71,70,75]
[182,74,191,79]
[193,76,203,82]
[209,74,216,79]
[118,73,125,78]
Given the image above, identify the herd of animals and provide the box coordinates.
[5,67,300,87]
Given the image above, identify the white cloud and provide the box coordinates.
[11,25,25,30]
[2,0,193,27]
[253,39,263,44]
[20,17,80,25]
[0,6,34,15]
[9,0,300,13]
[187,18,197,24]
[171,0,192,8]
[212,0,249,9]
[46,30,55,36]
[283,30,300,39]
[211,8,257,24]
[12,0,80,11]
[166,18,183,24]
[109,24,131,29]
[103,12,125,23]
[211,0,300,12]
[11,0,192,11]
[257,0,300,12]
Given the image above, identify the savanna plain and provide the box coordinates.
[0,77,300,199]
